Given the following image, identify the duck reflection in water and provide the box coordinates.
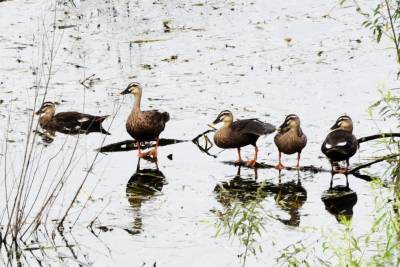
[214,166,264,207]
[214,167,307,227]
[321,173,357,222]
[126,159,167,234]
[275,171,307,227]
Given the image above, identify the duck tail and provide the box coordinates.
[100,126,111,135]
[163,112,170,123]
[97,115,110,122]
[262,122,276,135]
[96,116,111,135]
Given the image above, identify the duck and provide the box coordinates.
[209,110,275,167]
[274,114,307,170]
[119,82,170,159]
[321,115,358,172]
[35,102,110,138]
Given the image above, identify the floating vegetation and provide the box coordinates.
[129,39,168,44]
[3,0,400,266]
[163,20,171,33]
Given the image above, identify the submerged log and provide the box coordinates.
[221,159,391,182]
[222,161,327,173]
[96,138,186,153]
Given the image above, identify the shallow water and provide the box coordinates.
[0,0,398,266]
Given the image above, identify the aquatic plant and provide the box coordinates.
[274,88,400,265]
[276,179,400,266]
[0,2,116,265]
[324,179,400,266]
[214,181,269,267]
[340,0,400,68]
[369,88,400,180]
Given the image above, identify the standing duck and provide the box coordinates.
[35,102,110,137]
[321,115,358,172]
[210,110,275,167]
[119,82,170,159]
[274,114,307,170]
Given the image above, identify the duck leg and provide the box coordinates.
[148,138,159,159]
[245,145,258,167]
[276,151,285,170]
[338,159,350,174]
[345,159,350,173]
[137,142,149,158]
[235,148,243,165]
[296,152,301,170]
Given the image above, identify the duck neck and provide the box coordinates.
[132,92,142,114]
[223,121,232,128]
[296,126,303,137]
[39,110,55,126]
[345,126,353,133]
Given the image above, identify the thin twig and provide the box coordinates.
[350,153,400,174]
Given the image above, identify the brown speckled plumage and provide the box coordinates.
[274,114,307,169]
[36,102,110,136]
[120,82,169,159]
[126,109,169,142]
[274,128,307,155]
[211,110,275,166]
[214,119,275,148]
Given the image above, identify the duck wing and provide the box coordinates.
[141,110,170,124]
[53,112,108,132]
[321,130,358,158]
[232,119,275,136]
[138,110,170,137]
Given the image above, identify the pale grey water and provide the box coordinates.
[0,0,398,266]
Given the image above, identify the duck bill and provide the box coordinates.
[208,117,222,129]
[278,121,287,132]
[330,123,339,131]
[208,122,218,130]
[119,87,131,95]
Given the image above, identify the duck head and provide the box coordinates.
[35,102,55,117]
[209,110,233,128]
[277,114,301,134]
[330,115,353,133]
[120,82,143,97]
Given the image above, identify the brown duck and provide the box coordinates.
[274,114,307,170]
[210,110,275,167]
[119,82,170,159]
[321,115,358,172]
[35,102,110,138]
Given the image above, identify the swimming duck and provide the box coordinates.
[274,114,307,170]
[321,115,358,172]
[119,82,170,159]
[35,102,110,137]
[210,110,275,167]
